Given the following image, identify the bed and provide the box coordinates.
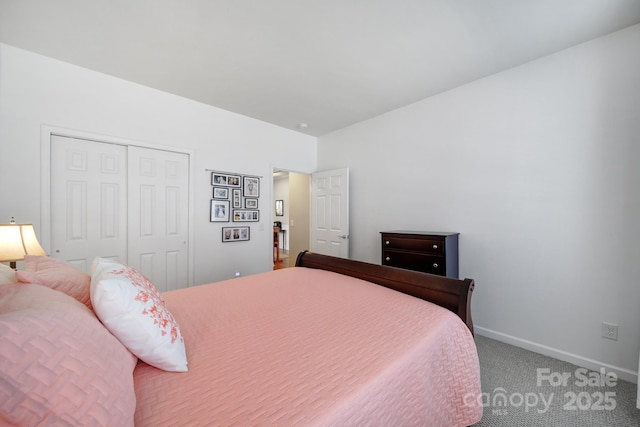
[0,251,482,426]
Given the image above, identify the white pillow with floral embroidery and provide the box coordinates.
[90,258,187,372]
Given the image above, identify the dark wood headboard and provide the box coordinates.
[295,251,475,334]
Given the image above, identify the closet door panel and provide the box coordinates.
[128,147,189,292]
[51,136,128,272]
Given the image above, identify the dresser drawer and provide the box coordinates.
[382,235,445,255]
[382,250,446,275]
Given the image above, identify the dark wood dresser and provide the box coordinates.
[380,231,459,278]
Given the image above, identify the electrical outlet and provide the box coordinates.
[601,322,618,341]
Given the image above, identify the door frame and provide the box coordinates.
[40,125,196,286]
[271,165,313,264]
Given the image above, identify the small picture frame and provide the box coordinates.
[243,176,260,197]
[232,188,242,208]
[213,187,229,199]
[233,209,260,222]
[227,175,241,188]
[275,199,284,216]
[211,173,241,187]
[210,200,230,222]
[211,173,228,186]
[222,226,250,242]
[245,198,258,209]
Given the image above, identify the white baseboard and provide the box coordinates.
[475,326,638,384]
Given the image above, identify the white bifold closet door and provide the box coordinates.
[127,145,189,292]
[50,135,189,292]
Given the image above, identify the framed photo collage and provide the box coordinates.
[210,172,260,242]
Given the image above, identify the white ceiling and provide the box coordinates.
[1,0,640,136]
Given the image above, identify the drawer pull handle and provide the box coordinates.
[385,240,390,245]
[385,256,391,261]
[432,244,438,249]
[432,263,439,269]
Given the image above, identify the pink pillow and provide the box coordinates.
[0,283,137,426]
[91,258,188,372]
[16,255,92,310]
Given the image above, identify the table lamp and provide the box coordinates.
[0,217,47,269]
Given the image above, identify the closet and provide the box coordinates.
[49,135,190,292]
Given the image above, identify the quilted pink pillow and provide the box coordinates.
[0,283,137,426]
[90,258,188,372]
[16,255,92,310]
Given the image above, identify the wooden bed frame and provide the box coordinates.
[296,251,475,334]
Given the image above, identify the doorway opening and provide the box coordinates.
[272,168,310,269]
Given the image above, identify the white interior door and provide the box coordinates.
[50,136,128,272]
[310,168,349,258]
[128,146,189,292]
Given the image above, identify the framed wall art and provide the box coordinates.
[222,226,250,242]
[211,173,228,186]
[211,173,241,187]
[209,170,261,228]
[232,188,242,208]
[275,199,284,216]
[210,200,230,222]
[233,209,260,222]
[243,176,260,197]
[213,187,229,199]
[226,175,241,187]
[245,198,258,209]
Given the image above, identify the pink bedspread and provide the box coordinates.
[134,267,482,426]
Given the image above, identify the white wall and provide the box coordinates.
[318,25,640,380]
[0,43,317,285]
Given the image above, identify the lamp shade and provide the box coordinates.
[0,223,47,262]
